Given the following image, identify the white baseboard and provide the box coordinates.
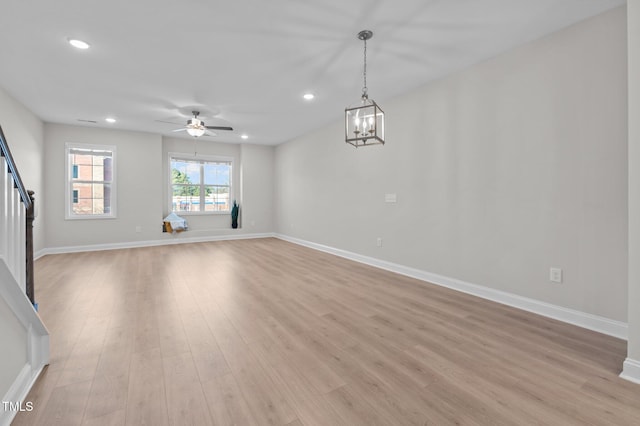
[275,234,628,340]
[33,250,46,261]
[620,358,640,384]
[0,363,44,426]
[0,259,49,426]
[38,232,275,257]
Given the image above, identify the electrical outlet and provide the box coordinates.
[376,237,382,247]
[550,267,563,283]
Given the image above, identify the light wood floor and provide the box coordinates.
[12,238,640,425]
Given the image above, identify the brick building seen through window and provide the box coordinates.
[66,144,115,218]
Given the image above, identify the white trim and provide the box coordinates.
[275,234,628,340]
[620,358,640,384]
[0,363,44,426]
[0,261,49,341]
[0,259,49,426]
[38,232,275,256]
[33,250,46,261]
[65,142,117,220]
[168,152,234,162]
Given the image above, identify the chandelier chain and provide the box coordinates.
[362,36,368,98]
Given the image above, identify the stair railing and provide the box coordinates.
[0,125,36,306]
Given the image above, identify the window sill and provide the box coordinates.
[65,215,117,220]
[170,211,230,216]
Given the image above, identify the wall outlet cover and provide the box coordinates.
[550,267,563,283]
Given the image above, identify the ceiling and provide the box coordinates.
[0,0,624,145]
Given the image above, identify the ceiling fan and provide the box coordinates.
[169,110,233,138]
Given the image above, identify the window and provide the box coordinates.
[169,154,232,214]
[66,143,116,219]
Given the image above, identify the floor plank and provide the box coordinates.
[14,238,640,425]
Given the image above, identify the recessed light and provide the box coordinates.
[105,117,116,123]
[68,38,90,49]
[303,93,315,100]
[240,134,249,140]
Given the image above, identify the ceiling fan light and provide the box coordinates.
[187,127,205,137]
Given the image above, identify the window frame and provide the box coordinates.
[168,153,233,216]
[65,143,117,220]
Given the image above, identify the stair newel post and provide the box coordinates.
[25,190,35,306]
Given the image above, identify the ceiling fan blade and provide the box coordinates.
[204,132,218,137]
[206,126,233,131]
[156,119,183,125]
[172,128,187,132]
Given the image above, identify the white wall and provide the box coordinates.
[240,144,274,234]
[625,0,640,381]
[41,128,275,250]
[275,7,628,322]
[44,124,164,249]
[0,87,45,253]
[0,294,26,402]
[161,137,274,239]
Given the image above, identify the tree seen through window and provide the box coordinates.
[170,157,231,213]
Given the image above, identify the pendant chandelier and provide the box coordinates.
[345,30,385,147]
